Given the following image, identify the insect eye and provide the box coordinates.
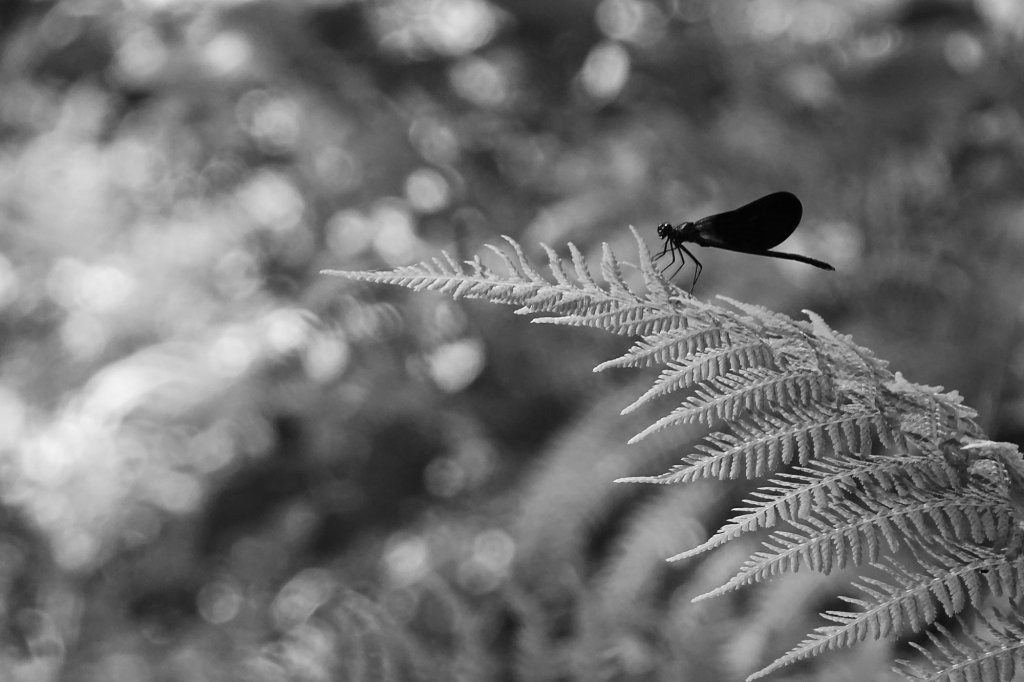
[657,223,672,237]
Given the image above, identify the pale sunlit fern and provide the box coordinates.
[324,228,1024,681]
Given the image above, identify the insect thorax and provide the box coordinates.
[659,221,694,242]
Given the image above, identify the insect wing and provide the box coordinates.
[693,191,802,252]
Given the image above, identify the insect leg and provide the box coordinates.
[668,243,687,280]
[680,245,702,292]
[659,242,677,275]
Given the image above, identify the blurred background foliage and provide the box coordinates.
[0,0,1022,679]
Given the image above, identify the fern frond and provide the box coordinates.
[620,405,880,485]
[896,611,1024,682]
[694,507,899,602]
[593,326,735,371]
[620,341,775,414]
[325,250,541,305]
[747,607,872,680]
[533,232,706,335]
[535,298,685,336]
[325,229,1019,681]
[669,455,959,561]
[885,373,982,447]
[867,545,1023,624]
[753,545,1023,680]
[328,228,685,337]
[629,368,832,438]
[803,308,891,380]
[697,487,1010,603]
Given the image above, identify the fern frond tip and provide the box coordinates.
[613,476,662,484]
[321,268,389,281]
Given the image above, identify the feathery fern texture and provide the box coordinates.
[324,230,1024,680]
[897,610,1024,682]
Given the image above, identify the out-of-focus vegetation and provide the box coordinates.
[0,0,1021,680]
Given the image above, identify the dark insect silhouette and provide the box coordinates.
[655,191,835,291]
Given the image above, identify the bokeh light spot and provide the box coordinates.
[263,308,312,356]
[408,118,460,165]
[431,300,468,335]
[449,56,510,109]
[425,338,485,393]
[597,0,644,41]
[57,530,99,572]
[214,249,261,300]
[46,260,135,314]
[384,533,430,586]
[116,25,168,83]
[596,0,666,44]
[370,202,418,265]
[405,167,452,213]
[209,328,258,378]
[790,1,845,43]
[237,171,306,234]
[315,145,362,192]
[457,528,515,594]
[473,528,514,570]
[429,0,502,53]
[149,470,202,514]
[198,576,244,625]
[326,209,375,258]
[374,0,503,57]
[424,456,466,498]
[191,422,237,473]
[781,64,836,108]
[724,0,793,41]
[202,30,255,79]
[944,31,984,73]
[580,42,631,101]
[86,265,136,314]
[21,430,76,487]
[238,90,303,153]
[302,332,350,382]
